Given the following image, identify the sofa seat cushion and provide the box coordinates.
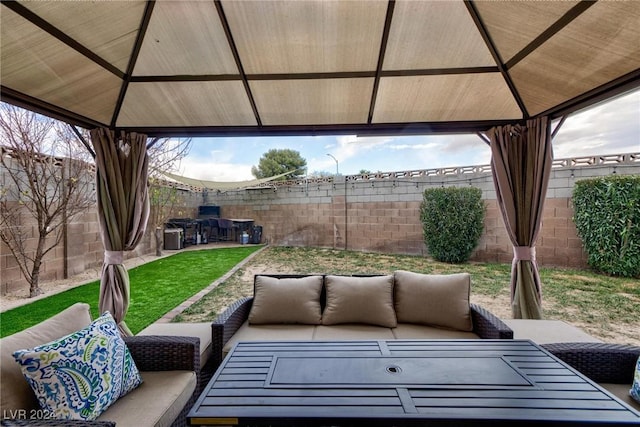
[1,303,93,413]
[138,323,212,370]
[313,324,395,340]
[96,370,196,427]
[598,383,640,412]
[392,324,479,339]
[502,319,602,344]
[223,322,316,357]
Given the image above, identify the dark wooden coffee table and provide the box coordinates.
[188,339,640,426]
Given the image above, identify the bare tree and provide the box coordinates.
[147,138,192,256]
[0,104,94,297]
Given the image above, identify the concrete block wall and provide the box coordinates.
[2,153,636,295]
[206,160,639,269]
[1,203,159,296]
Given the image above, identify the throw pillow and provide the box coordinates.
[249,275,323,324]
[394,270,473,331]
[13,312,142,421]
[322,275,397,327]
[631,356,640,403]
[1,302,93,413]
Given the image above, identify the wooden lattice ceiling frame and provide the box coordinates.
[1,0,639,137]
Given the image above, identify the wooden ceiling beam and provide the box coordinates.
[465,0,529,119]
[111,0,156,128]
[505,1,597,70]
[368,0,396,125]
[1,2,124,79]
[214,0,262,127]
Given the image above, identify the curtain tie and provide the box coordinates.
[104,250,124,265]
[513,246,536,262]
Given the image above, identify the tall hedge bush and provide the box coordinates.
[420,186,485,263]
[572,175,640,278]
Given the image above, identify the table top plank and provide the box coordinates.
[203,396,402,407]
[189,339,640,426]
[206,388,400,397]
[411,396,628,410]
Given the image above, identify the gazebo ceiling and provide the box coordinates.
[1,0,639,137]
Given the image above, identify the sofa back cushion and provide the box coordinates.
[1,302,93,413]
[322,275,397,327]
[249,275,323,324]
[394,270,472,331]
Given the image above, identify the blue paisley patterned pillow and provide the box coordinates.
[631,356,640,403]
[12,312,142,420]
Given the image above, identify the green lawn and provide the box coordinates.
[175,246,640,346]
[0,246,263,337]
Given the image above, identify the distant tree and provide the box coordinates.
[0,104,94,297]
[251,149,307,180]
[359,169,372,175]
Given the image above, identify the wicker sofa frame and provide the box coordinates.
[542,342,640,385]
[210,273,514,371]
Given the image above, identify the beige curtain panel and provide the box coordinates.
[488,117,553,319]
[91,128,150,336]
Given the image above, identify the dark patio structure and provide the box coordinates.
[2,0,639,326]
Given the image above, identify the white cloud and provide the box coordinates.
[553,89,640,157]
[318,135,394,170]
[387,143,439,151]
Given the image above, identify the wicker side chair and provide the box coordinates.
[542,342,640,411]
[542,342,639,384]
[1,335,200,427]
[123,335,201,427]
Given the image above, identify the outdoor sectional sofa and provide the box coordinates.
[210,272,514,370]
[0,303,200,427]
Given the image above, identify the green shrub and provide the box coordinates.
[420,186,485,263]
[572,175,640,278]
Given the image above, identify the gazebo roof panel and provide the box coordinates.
[1,0,638,135]
[0,7,121,124]
[475,0,578,64]
[133,1,238,76]
[510,1,640,116]
[373,74,522,123]
[250,78,374,126]
[18,0,145,73]
[383,0,495,70]
[117,81,257,127]
[221,0,387,74]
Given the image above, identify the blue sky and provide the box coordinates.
[179,89,640,181]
